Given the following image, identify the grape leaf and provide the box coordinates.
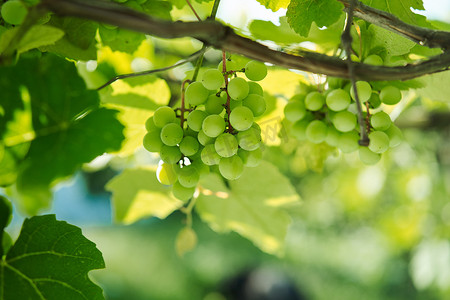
[0,215,105,299]
[196,161,300,255]
[286,0,344,37]
[0,196,12,257]
[367,24,416,57]
[99,26,146,53]
[361,0,431,27]
[416,70,450,103]
[106,168,184,224]
[17,25,65,55]
[255,0,291,11]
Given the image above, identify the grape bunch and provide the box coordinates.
[284,54,403,165]
[143,59,268,200]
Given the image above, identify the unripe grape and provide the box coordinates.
[385,124,402,147]
[305,91,324,111]
[244,60,267,81]
[337,131,359,153]
[327,77,343,89]
[380,85,401,105]
[306,120,328,143]
[153,106,176,128]
[143,130,163,152]
[228,77,249,101]
[359,146,381,165]
[332,111,356,132]
[218,59,237,72]
[177,166,199,188]
[160,123,183,146]
[214,133,238,158]
[201,69,224,90]
[187,110,207,132]
[201,144,221,165]
[145,116,158,132]
[291,119,309,140]
[160,145,182,164]
[238,148,262,167]
[368,92,381,109]
[237,127,261,151]
[243,94,266,117]
[179,136,199,156]
[370,111,391,131]
[350,81,372,102]
[190,159,210,177]
[205,93,226,115]
[202,114,225,137]
[172,181,196,201]
[325,126,341,147]
[219,155,244,180]
[185,81,209,106]
[326,89,351,111]
[230,106,254,131]
[156,161,177,185]
[368,131,390,153]
[363,54,383,66]
[284,100,306,122]
[248,82,264,96]
[1,0,27,25]
[198,129,214,146]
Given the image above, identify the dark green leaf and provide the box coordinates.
[286,0,344,37]
[0,215,105,299]
[0,196,12,257]
[99,26,146,53]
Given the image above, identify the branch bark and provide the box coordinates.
[40,0,450,81]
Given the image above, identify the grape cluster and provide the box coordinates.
[284,54,403,165]
[143,59,268,200]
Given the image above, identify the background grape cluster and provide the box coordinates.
[283,54,404,165]
[143,59,268,200]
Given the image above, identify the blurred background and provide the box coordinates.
[4,0,450,299]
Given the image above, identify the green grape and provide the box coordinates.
[1,0,27,25]
[370,111,391,131]
[201,69,225,90]
[243,94,266,117]
[187,110,207,132]
[306,120,328,143]
[202,114,225,137]
[291,119,309,140]
[368,92,381,109]
[218,59,237,72]
[219,155,244,180]
[145,116,158,132]
[160,123,183,146]
[359,146,381,165]
[332,111,356,132]
[184,127,198,138]
[190,159,210,177]
[380,85,402,105]
[325,126,341,147]
[160,145,182,164]
[215,133,238,158]
[237,127,261,151]
[248,82,264,96]
[326,89,351,111]
[238,148,262,167]
[198,129,214,146]
[185,81,209,106]
[327,77,343,89]
[337,131,359,153]
[201,144,221,165]
[350,81,372,102]
[363,54,383,66]
[228,77,249,101]
[368,131,390,153]
[284,99,306,122]
[230,99,242,111]
[230,106,254,131]
[385,124,402,147]
[244,60,267,81]
[172,181,196,201]
[252,122,262,134]
[305,91,324,111]
[205,93,226,114]
[156,161,177,185]
[179,136,199,156]
[177,166,199,188]
[143,130,163,152]
[153,106,176,128]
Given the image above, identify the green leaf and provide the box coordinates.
[255,0,291,11]
[106,168,184,224]
[0,196,12,257]
[416,70,450,103]
[196,161,300,255]
[286,0,344,37]
[0,215,105,299]
[367,24,416,57]
[99,26,146,53]
[361,0,431,27]
[17,25,65,54]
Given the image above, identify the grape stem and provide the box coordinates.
[185,0,202,22]
[365,101,371,135]
[342,0,369,146]
[180,195,198,227]
[180,80,191,129]
[222,50,234,133]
